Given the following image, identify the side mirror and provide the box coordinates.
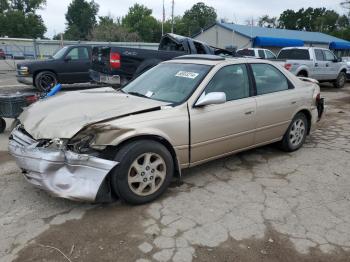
[337,57,342,62]
[195,92,226,107]
[64,56,72,62]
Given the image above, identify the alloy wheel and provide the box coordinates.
[127,152,166,196]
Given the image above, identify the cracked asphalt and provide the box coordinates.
[0,72,350,262]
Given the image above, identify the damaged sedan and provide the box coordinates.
[9,55,324,204]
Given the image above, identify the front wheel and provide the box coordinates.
[280,113,308,152]
[111,140,174,205]
[333,72,346,89]
[34,71,58,92]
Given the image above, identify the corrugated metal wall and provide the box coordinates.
[0,38,159,59]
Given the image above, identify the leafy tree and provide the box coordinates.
[64,0,99,40]
[123,4,159,42]
[258,15,278,28]
[182,2,217,36]
[0,0,46,38]
[89,15,140,42]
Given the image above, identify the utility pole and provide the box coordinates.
[162,0,165,36]
[171,0,174,33]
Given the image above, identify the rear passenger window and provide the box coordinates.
[251,64,289,95]
[205,64,250,101]
[258,50,265,59]
[315,49,324,61]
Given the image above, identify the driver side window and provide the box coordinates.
[66,48,79,60]
[204,64,250,102]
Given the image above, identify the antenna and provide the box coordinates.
[171,0,174,33]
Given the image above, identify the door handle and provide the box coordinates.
[326,64,329,67]
[315,63,318,67]
[245,110,254,115]
[291,101,297,104]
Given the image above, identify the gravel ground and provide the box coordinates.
[0,72,350,262]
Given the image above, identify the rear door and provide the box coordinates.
[58,46,91,83]
[251,63,299,144]
[189,64,256,165]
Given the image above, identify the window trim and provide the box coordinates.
[193,63,253,107]
[248,63,295,97]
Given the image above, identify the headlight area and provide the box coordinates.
[67,134,97,154]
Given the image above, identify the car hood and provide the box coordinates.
[19,87,169,140]
[17,59,55,68]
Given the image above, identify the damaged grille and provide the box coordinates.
[10,127,37,147]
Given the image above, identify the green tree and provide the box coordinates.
[258,15,278,28]
[182,2,217,36]
[89,15,140,42]
[122,3,159,42]
[0,0,46,38]
[64,0,99,40]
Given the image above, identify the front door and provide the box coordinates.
[323,50,340,80]
[58,46,91,83]
[189,64,256,165]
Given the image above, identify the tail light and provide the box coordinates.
[25,95,38,105]
[284,63,292,71]
[110,52,121,69]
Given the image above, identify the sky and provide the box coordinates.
[37,0,346,38]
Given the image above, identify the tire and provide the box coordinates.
[34,71,58,92]
[110,140,174,205]
[280,113,308,152]
[333,72,346,89]
[0,118,6,133]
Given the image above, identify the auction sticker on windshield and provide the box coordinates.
[175,71,199,79]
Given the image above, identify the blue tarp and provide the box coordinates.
[329,41,350,50]
[253,37,304,47]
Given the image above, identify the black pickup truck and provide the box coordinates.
[16,45,93,91]
[90,33,233,86]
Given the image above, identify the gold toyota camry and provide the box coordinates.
[9,55,324,204]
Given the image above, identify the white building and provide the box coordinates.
[193,22,350,56]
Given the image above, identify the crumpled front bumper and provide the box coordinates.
[8,127,119,202]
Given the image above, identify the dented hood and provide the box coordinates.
[20,87,168,139]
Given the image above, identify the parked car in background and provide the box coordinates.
[341,57,350,79]
[90,33,234,86]
[276,47,347,88]
[16,45,93,91]
[9,55,324,204]
[0,49,6,59]
[236,48,277,59]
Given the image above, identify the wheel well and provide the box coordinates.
[33,69,58,85]
[297,70,308,77]
[340,69,347,74]
[297,109,312,134]
[108,135,181,177]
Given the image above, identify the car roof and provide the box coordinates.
[165,55,270,66]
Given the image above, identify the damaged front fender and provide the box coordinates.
[8,127,119,202]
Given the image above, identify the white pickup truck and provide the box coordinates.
[276,47,347,88]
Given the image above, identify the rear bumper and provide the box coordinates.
[89,69,121,85]
[16,75,33,85]
[8,127,119,202]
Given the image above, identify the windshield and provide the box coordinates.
[122,63,211,103]
[52,46,69,59]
